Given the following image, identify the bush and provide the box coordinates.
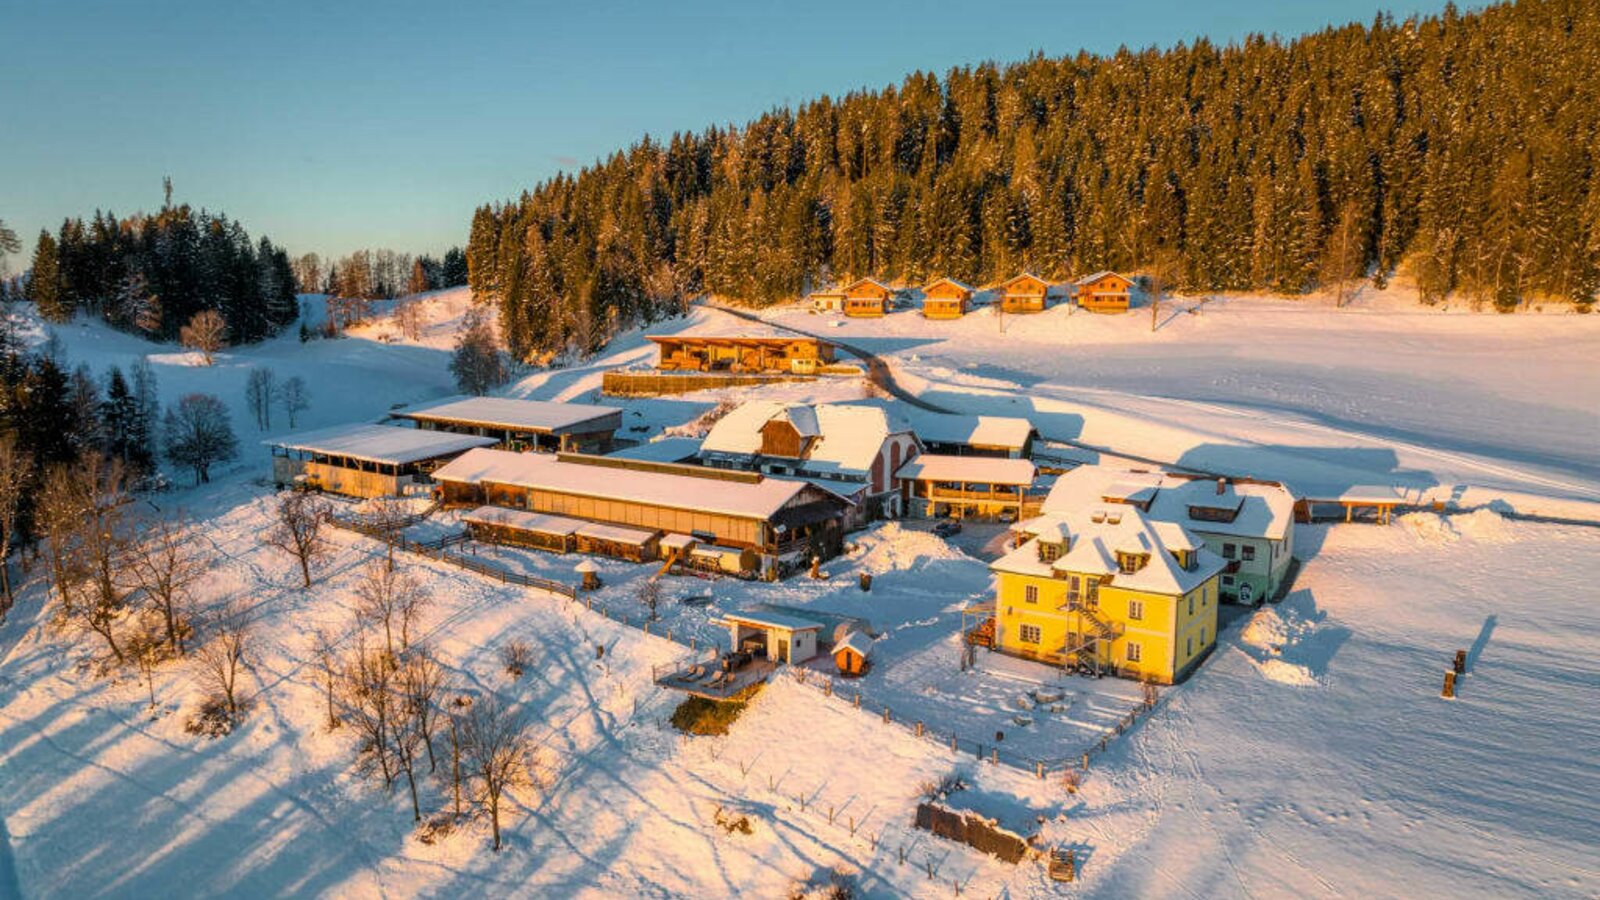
[184,697,238,738]
[713,806,755,836]
[502,640,533,678]
[670,683,762,736]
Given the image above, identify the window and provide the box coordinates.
[1241,544,1256,562]
[1188,595,1195,616]
[1186,637,1194,656]
[1128,599,1144,621]
[1118,552,1145,574]
[1222,575,1235,587]
[1126,642,1142,663]
[1019,624,1042,644]
[1067,576,1081,604]
[1201,627,1207,644]
[1223,543,1237,559]
[1085,579,1100,609]
[1024,584,1039,604]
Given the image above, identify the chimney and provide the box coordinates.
[1215,477,1226,496]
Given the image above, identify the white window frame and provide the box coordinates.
[1126,642,1142,663]
[1128,599,1143,621]
[1024,584,1039,604]
[1019,623,1042,644]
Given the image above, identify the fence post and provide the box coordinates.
[853,694,861,709]
[882,707,890,724]
[824,679,832,697]
[1036,761,1045,779]
[991,747,998,765]
[915,721,924,737]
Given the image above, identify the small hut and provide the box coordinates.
[574,559,600,590]
[833,630,873,676]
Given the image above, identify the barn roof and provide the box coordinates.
[267,424,495,466]
[392,396,621,434]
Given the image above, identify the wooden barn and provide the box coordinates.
[391,396,621,454]
[431,449,853,578]
[996,273,1052,313]
[647,335,838,375]
[840,278,895,317]
[1072,271,1135,313]
[267,424,495,498]
[921,277,973,319]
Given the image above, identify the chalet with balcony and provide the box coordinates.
[840,278,896,317]
[995,273,1052,314]
[896,454,1037,520]
[1071,271,1135,313]
[647,335,837,375]
[921,277,973,319]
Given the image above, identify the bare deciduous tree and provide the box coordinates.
[267,492,327,588]
[364,496,412,567]
[0,434,33,618]
[638,577,662,622]
[127,515,205,654]
[400,646,447,772]
[277,376,311,429]
[341,636,397,788]
[460,695,532,852]
[313,627,341,731]
[245,367,276,430]
[394,299,424,341]
[353,559,429,660]
[194,602,253,719]
[163,393,239,484]
[179,309,228,365]
[42,455,132,664]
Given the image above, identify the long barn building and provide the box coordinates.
[431,449,852,579]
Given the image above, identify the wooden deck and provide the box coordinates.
[656,658,776,700]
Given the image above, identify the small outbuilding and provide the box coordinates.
[833,630,873,676]
[720,609,822,665]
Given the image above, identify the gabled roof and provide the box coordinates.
[1074,270,1134,287]
[895,454,1036,487]
[432,448,829,521]
[914,413,1035,451]
[842,277,895,295]
[996,272,1051,292]
[922,276,974,294]
[1046,465,1295,541]
[700,401,913,477]
[267,424,496,466]
[835,631,873,658]
[392,396,621,434]
[992,505,1224,595]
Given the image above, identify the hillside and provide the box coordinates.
[0,291,1596,897]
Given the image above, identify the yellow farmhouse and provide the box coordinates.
[982,505,1225,684]
[921,277,973,319]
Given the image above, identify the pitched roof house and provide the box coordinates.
[699,401,920,518]
[921,277,973,319]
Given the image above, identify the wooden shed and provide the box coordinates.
[833,630,873,676]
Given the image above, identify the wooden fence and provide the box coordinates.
[602,370,816,397]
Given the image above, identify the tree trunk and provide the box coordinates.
[489,793,502,851]
[299,553,312,588]
[403,759,421,823]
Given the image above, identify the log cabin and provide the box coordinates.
[995,273,1052,313]
[920,277,973,319]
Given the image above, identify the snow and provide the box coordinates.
[460,506,584,537]
[910,411,1034,452]
[896,453,1036,486]
[699,401,911,477]
[995,506,1225,596]
[267,422,497,465]
[431,447,815,521]
[392,395,621,433]
[1,287,1598,898]
[1048,466,1295,541]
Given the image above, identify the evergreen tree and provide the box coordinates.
[27,231,67,322]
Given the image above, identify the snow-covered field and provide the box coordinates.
[2,288,1597,898]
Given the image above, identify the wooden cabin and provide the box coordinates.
[841,278,895,317]
[647,335,837,375]
[1072,271,1135,313]
[996,273,1052,313]
[809,289,847,313]
[921,278,973,319]
[268,424,496,498]
[391,396,622,454]
[897,455,1037,520]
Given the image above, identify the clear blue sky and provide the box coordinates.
[1,0,1454,260]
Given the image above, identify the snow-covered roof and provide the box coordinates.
[834,631,873,658]
[922,277,974,294]
[843,277,895,294]
[1292,483,1407,504]
[1149,478,1294,541]
[660,533,698,551]
[267,424,496,466]
[720,609,823,632]
[1045,465,1294,541]
[576,522,658,546]
[997,272,1050,292]
[393,396,621,434]
[1074,270,1133,286]
[604,437,704,464]
[699,401,912,477]
[914,413,1035,451]
[895,454,1036,486]
[993,506,1224,596]
[432,448,822,521]
[462,506,583,536]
